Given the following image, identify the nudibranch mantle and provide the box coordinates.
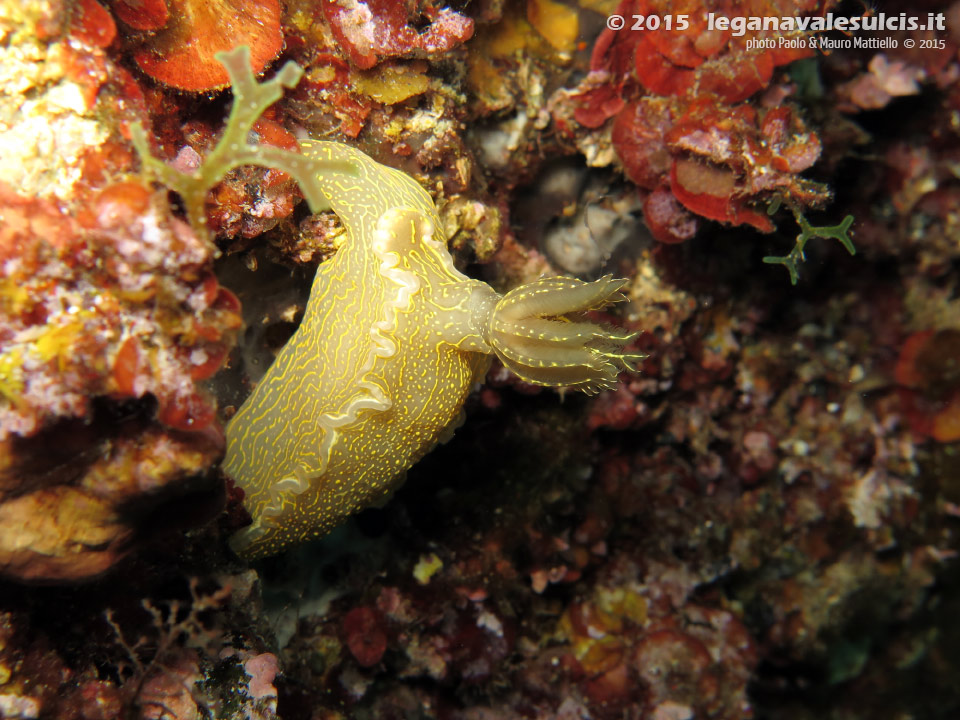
[224,141,501,557]
[133,47,643,559]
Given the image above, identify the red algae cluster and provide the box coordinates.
[556,0,830,242]
[72,0,283,91]
[129,0,283,91]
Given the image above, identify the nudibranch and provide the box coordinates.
[133,47,643,559]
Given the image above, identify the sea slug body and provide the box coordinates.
[134,47,643,559]
[222,140,642,558]
[223,141,500,557]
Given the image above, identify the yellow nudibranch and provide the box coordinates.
[133,47,643,559]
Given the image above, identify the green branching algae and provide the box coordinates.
[130,46,356,242]
[133,47,644,559]
[763,198,856,285]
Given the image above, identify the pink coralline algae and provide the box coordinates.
[836,53,926,111]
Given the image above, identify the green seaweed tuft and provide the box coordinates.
[762,200,856,285]
[130,46,356,243]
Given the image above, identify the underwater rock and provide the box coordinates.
[0,419,221,581]
[0,2,958,719]
[321,0,474,70]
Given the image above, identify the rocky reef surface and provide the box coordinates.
[1,0,959,718]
